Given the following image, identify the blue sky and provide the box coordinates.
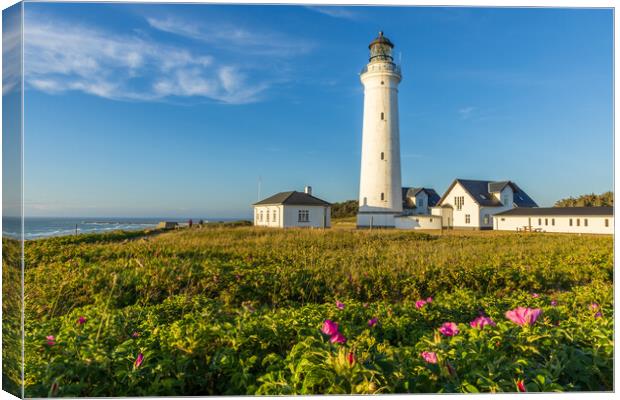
[18,3,613,218]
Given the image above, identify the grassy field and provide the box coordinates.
[15,225,614,395]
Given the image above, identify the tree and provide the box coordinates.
[554,191,613,207]
[331,200,359,218]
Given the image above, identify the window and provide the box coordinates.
[381,192,385,201]
[537,218,541,226]
[454,196,464,211]
[419,199,424,208]
[260,211,263,222]
[569,218,573,226]
[298,210,309,222]
[605,219,609,227]
[576,219,580,227]
[273,210,277,222]
[552,218,555,226]
[501,218,505,221]
[465,214,471,224]
[584,218,588,227]
[380,81,384,85]
[483,214,489,224]
[380,152,384,160]
[380,112,384,120]
[430,218,433,222]
[545,218,548,226]
[266,211,270,222]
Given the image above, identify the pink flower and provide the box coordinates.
[134,353,144,368]
[595,311,602,318]
[77,316,86,325]
[420,351,438,364]
[550,300,558,306]
[336,300,345,310]
[330,332,347,344]
[505,307,542,326]
[516,379,527,392]
[46,335,56,346]
[531,293,540,298]
[589,303,599,311]
[470,316,496,329]
[426,297,433,303]
[347,352,356,366]
[131,332,140,338]
[415,300,427,309]
[439,322,459,336]
[321,319,339,336]
[368,317,378,327]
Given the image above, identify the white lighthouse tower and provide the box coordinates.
[357,32,403,228]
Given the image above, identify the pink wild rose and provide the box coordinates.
[420,351,438,364]
[505,307,542,326]
[589,303,599,311]
[321,319,339,336]
[550,300,558,306]
[426,297,433,303]
[368,317,378,327]
[134,353,144,368]
[415,300,427,309]
[77,316,86,325]
[439,322,459,336]
[131,331,140,338]
[46,335,56,346]
[531,293,540,298]
[470,316,496,329]
[336,300,345,310]
[330,332,347,344]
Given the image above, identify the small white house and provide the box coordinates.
[431,179,538,230]
[253,187,331,228]
[495,207,613,234]
[402,187,441,215]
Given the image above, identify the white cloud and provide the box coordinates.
[22,13,287,104]
[458,106,476,119]
[306,6,361,20]
[3,7,22,96]
[145,16,314,57]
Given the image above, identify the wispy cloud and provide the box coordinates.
[23,12,310,104]
[305,6,361,20]
[145,16,315,56]
[3,7,22,96]
[458,106,476,119]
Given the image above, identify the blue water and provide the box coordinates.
[2,217,245,240]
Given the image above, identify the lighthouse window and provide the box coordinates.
[381,81,384,85]
[381,112,384,120]
[381,192,385,201]
[380,152,384,160]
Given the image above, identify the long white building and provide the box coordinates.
[494,207,613,234]
[357,32,403,228]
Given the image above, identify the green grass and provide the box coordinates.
[20,226,613,395]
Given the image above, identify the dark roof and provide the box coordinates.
[496,207,613,217]
[253,191,331,206]
[402,187,441,208]
[437,179,538,208]
[368,31,394,49]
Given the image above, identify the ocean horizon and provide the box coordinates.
[2,216,251,240]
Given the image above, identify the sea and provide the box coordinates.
[2,217,248,240]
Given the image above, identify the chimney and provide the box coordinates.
[304,186,312,195]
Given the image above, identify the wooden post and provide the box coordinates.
[75,224,78,235]
[370,216,373,231]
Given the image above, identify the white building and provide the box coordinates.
[402,187,440,215]
[431,179,537,230]
[357,32,403,228]
[253,187,331,228]
[495,207,613,234]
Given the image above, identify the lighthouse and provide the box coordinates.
[357,32,403,228]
